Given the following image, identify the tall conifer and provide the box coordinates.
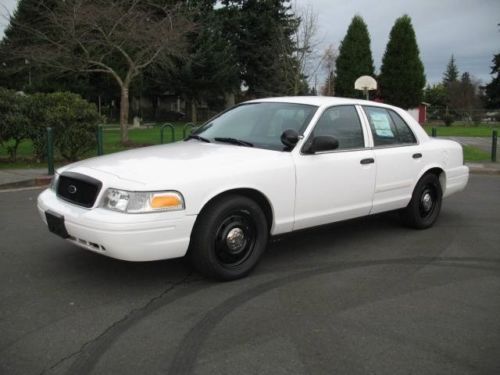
[379,15,425,109]
[335,15,374,98]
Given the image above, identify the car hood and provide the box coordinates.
[59,141,291,188]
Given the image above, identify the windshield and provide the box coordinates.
[193,102,318,151]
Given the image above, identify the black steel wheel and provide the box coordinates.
[189,194,268,280]
[401,173,443,229]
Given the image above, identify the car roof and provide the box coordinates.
[245,96,394,109]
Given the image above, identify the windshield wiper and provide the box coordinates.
[214,137,254,147]
[185,134,211,143]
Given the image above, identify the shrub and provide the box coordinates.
[27,92,102,161]
[471,113,482,127]
[443,114,454,127]
[0,88,31,161]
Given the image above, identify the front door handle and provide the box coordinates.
[412,153,422,159]
[360,158,375,165]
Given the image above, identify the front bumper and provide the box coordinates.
[37,189,196,261]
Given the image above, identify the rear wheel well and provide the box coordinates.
[197,189,273,231]
[423,167,446,193]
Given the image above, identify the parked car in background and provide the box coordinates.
[38,97,469,280]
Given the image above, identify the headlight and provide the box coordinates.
[50,173,60,191]
[102,188,184,213]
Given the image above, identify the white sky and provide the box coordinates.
[0,0,17,36]
[1,0,499,85]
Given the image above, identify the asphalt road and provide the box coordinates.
[1,175,499,375]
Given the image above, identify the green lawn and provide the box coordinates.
[462,145,491,162]
[1,122,497,168]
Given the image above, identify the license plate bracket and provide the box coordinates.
[45,211,69,239]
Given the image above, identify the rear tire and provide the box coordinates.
[189,195,269,280]
[400,173,442,229]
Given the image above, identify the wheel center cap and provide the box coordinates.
[422,192,433,211]
[226,227,246,253]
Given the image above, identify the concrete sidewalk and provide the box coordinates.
[1,162,499,191]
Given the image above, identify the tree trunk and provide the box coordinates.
[120,87,130,143]
[225,93,235,109]
[191,100,197,123]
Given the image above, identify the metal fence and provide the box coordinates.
[45,123,198,175]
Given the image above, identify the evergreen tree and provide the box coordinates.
[423,83,447,121]
[0,0,59,91]
[220,0,300,97]
[334,15,374,98]
[379,15,425,109]
[423,83,447,108]
[442,55,459,85]
[168,5,240,121]
[485,54,500,109]
[451,72,479,112]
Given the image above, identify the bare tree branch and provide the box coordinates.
[3,0,195,142]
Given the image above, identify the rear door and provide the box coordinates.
[361,106,424,214]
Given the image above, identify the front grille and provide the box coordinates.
[56,172,102,208]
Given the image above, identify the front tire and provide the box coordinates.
[189,195,269,280]
[401,173,443,229]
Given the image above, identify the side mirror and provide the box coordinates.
[280,129,300,149]
[306,135,339,153]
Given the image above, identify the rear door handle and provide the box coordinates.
[412,153,422,159]
[360,158,375,165]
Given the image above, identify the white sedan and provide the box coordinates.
[38,97,469,280]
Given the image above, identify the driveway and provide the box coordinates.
[0,175,499,375]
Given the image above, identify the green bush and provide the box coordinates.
[27,92,102,161]
[0,88,31,161]
[443,114,454,127]
[471,113,482,127]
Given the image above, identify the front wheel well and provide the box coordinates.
[197,188,274,231]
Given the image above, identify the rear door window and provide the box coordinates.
[363,106,416,146]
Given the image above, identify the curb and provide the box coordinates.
[467,167,500,175]
[0,175,52,191]
[466,163,500,175]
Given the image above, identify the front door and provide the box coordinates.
[293,105,376,230]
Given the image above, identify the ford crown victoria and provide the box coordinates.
[38,97,469,280]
